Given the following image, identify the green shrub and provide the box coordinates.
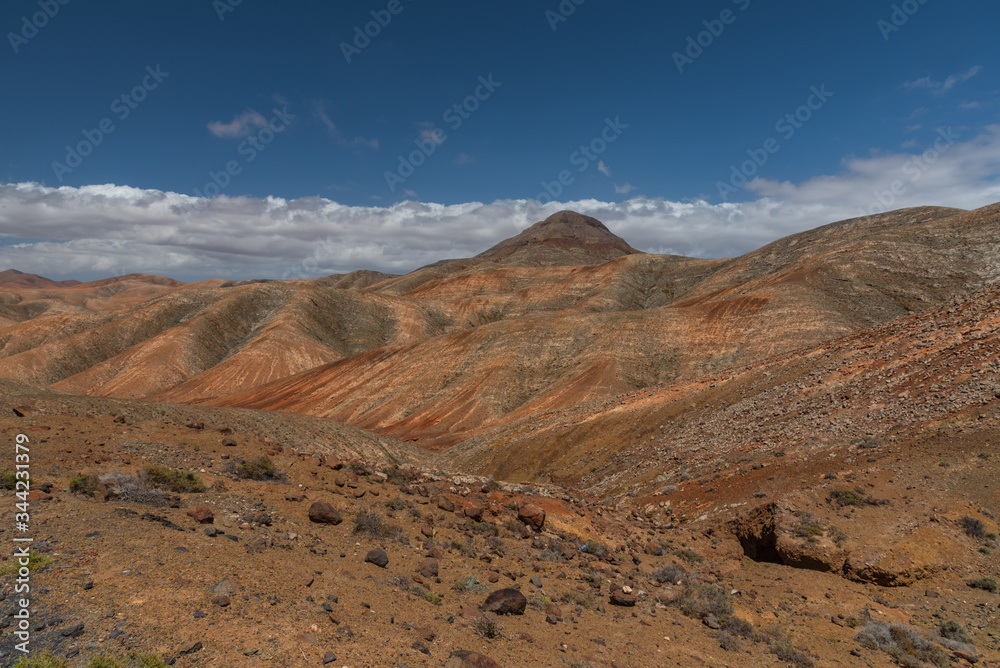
[11,650,67,667]
[938,620,972,645]
[675,583,733,623]
[967,577,997,593]
[83,654,167,668]
[142,465,205,493]
[423,590,443,605]
[0,551,53,576]
[674,548,704,564]
[68,473,98,495]
[827,488,887,508]
[579,540,607,557]
[1,471,27,490]
[225,456,286,481]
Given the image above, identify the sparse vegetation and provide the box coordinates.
[767,628,815,667]
[674,583,733,624]
[486,536,506,557]
[579,539,606,557]
[958,515,987,540]
[11,651,66,668]
[422,590,443,605]
[388,574,411,591]
[673,548,703,564]
[561,588,599,610]
[1,471,27,490]
[1,551,53,576]
[142,465,205,493]
[69,472,99,495]
[385,497,408,511]
[827,488,887,508]
[652,563,687,584]
[855,621,950,667]
[353,509,407,542]
[453,574,486,593]
[938,620,972,646]
[225,456,286,482]
[84,653,168,668]
[529,594,553,611]
[471,612,504,639]
[450,539,477,558]
[967,577,997,593]
[100,472,167,506]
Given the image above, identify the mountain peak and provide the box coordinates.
[476,210,639,266]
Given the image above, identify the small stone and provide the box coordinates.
[445,650,501,668]
[60,622,84,638]
[211,595,230,607]
[193,610,206,618]
[365,549,389,568]
[703,613,721,629]
[82,582,93,590]
[209,578,237,596]
[530,576,542,588]
[221,437,237,447]
[186,506,214,524]
[610,588,636,607]
[416,558,439,578]
[177,641,203,656]
[322,651,337,664]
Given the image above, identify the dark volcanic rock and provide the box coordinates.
[365,549,389,568]
[481,588,526,615]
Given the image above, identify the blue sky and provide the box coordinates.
[1,0,999,280]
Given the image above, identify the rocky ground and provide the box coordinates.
[0,405,997,667]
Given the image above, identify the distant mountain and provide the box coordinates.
[0,204,997,455]
[0,269,81,289]
[475,210,640,266]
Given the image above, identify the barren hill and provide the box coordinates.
[1,205,1000,667]
[0,205,998,452]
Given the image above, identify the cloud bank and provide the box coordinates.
[1,126,998,282]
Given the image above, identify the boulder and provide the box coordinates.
[308,502,342,525]
[481,588,526,615]
[518,504,545,532]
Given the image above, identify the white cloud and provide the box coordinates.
[597,161,611,177]
[614,183,634,194]
[207,110,269,138]
[1,126,998,281]
[903,66,982,96]
[455,153,476,166]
